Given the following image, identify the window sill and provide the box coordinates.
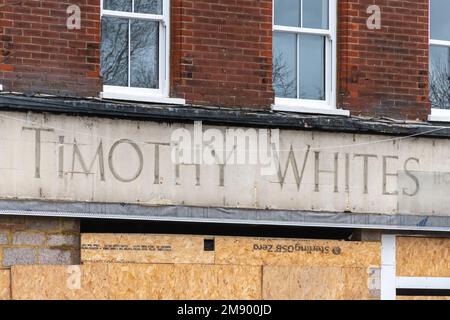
[428,109,450,122]
[272,104,350,116]
[100,92,186,105]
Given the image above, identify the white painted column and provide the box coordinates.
[381,234,396,300]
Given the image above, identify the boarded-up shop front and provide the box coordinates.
[2,234,448,300]
[0,111,449,299]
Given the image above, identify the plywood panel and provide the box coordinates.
[0,269,10,300]
[216,237,380,267]
[11,264,109,300]
[106,264,176,300]
[81,233,215,265]
[107,264,261,300]
[172,265,262,300]
[11,263,261,300]
[263,266,343,300]
[397,237,450,277]
[341,267,380,300]
[263,266,380,300]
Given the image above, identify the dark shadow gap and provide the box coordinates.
[80,218,354,240]
[397,289,450,297]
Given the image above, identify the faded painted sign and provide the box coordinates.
[0,111,449,216]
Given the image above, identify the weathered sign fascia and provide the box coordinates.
[0,111,447,216]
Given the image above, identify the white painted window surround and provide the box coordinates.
[428,0,450,122]
[100,0,185,105]
[272,0,348,116]
[381,235,450,300]
[429,108,450,122]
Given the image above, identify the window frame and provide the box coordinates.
[429,0,450,121]
[100,0,181,103]
[272,0,339,113]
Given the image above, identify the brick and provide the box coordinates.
[0,216,25,226]
[2,248,37,266]
[38,249,72,265]
[25,217,60,231]
[47,235,80,248]
[1,0,432,119]
[13,232,46,246]
[338,0,430,120]
[0,0,101,96]
[171,0,274,109]
[0,233,7,245]
[0,64,13,72]
[71,249,81,265]
[60,219,80,233]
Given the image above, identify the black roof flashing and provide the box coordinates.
[1,93,450,139]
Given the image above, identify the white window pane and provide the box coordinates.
[299,35,325,100]
[135,0,163,14]
[101,16,129,86]
[130,20,159,89]
[429,45,450,109]
[274,0,301,27]
[273,32,297,98]
[431,0,450,41]
[103,0,132,12]
[303,0,329,29]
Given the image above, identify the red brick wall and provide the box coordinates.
[338,0,430,120]
[0,0,101,97]
[1,0,432,119]
[170,0,274,109]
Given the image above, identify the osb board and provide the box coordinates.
[106,264,262,300]
[397,237,450,277]
[11,263,261,300]
[263,266,380,300]
[11,264,109,300]
[397,296,450,300]
[215,237,380,267]
[81,233,214,264]
[0,269,10,300]
[170,264,261,300]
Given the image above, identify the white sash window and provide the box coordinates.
[429,0,450,120]
[272,0,339,113]
[100,0,182,104]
